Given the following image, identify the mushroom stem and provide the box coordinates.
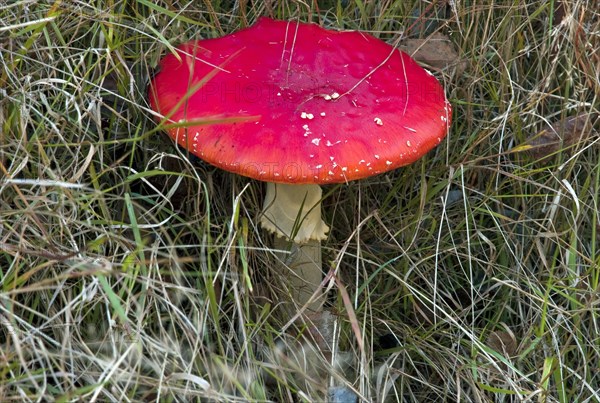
[272,237,324,313]
[260,183,329,311]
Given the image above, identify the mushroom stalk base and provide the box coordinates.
[260,182,329,312]
[273,236,324,313]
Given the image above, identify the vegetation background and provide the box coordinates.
[1,1,598,401]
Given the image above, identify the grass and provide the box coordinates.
[1,0,599,401]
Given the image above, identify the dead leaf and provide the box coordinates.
[484,328,519,374]
[487,330,518,358]
[399,32,467,76]
[521,113,598,162]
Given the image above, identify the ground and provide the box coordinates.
[0,1,599,402]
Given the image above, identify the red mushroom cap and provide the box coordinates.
[149,17,451,184]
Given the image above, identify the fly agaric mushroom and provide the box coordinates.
[148,18,451,314]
